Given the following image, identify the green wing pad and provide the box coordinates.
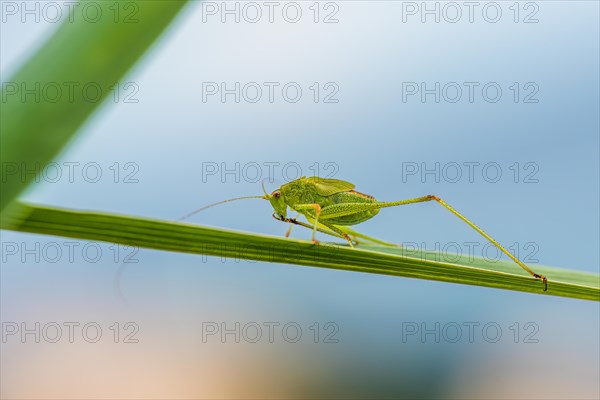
[305,176,355,196]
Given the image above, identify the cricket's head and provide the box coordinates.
[260,180,287,219]
[264,189,287,219]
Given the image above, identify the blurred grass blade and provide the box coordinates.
[0,0,189,212]
[2,202,599,301]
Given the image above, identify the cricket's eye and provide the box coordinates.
[273,191,281,198]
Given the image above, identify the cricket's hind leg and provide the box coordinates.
[316,196,548,291]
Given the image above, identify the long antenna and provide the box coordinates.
[177,195,267,221]
[115,193,269,304]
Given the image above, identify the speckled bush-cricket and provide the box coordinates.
[181,176,548,291]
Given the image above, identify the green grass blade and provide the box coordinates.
[2,202,598,301]
[0,0,189,212]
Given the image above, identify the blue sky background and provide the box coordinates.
[2,1,599,398]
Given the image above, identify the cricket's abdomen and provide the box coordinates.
[323,190,379,226]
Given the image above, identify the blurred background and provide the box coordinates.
[1,1,599,398]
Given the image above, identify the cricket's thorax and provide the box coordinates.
[281,179,379,226]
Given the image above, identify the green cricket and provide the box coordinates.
[181,176,548,291]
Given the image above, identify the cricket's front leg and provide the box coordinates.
[273,213,355,243]
[285,213,300,238]
[292,203,322,243]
